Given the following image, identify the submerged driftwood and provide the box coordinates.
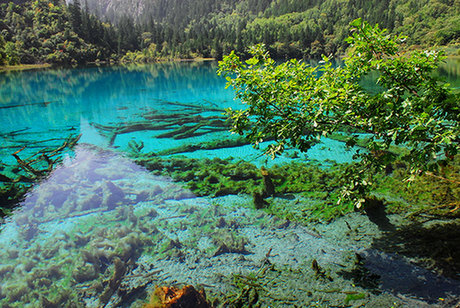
[92,100,228,146]
[11,134,81,179]
[0,134,81,216]
[156,136,252,156]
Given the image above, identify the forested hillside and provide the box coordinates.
[1,0,459,65]
[83,0,459,59]
[0,0,121,65]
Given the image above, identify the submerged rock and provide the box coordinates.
[79,193,103,212]
[101,180,125,210]
[144,285,211,308]
[72,263,98,283]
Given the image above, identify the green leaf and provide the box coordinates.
[349,18,363,28]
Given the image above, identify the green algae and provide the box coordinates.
[134,149,460,223]
[0,134,81,217]
[344,292,366,305]
[135,155,358,222]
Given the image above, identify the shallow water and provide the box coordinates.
[0,61,459,307]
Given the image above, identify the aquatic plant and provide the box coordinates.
[211,229,249,256]
[99,257,126,305]
[135,155,362,222]
[374,155,460,219]
[344,292,366,305]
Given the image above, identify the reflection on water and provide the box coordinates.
[438,58,460,89]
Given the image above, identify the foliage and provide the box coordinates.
[0,34,5,65]
[120,43,158,63]
[82,0,459,60]
[218,19,460,207]
[3,41,20,65]
[2,0,459,66]
[0,0,120,65]
[375,156,460,218]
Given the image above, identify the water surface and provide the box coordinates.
[0,60,459,307]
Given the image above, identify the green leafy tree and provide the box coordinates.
[218,18,459,207]
[0,34,6,65]
[3,41,20,65]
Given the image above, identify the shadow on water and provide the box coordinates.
[370,221,460,279]
[337,217,460,305]
[363,197,395,232]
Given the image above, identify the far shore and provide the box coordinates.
[1,48,457,72]
[0,57,217,73]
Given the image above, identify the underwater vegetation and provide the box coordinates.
[375,155,460,219]
[135,153,460,223]
[0,96,458,307]
[135,155,357,223]
[77,99,457,225]
[0,145,189,306]
[88,100,460,224]
[1,145,403,307]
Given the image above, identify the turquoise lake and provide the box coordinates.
[0,60,459,307]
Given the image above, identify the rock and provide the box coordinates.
[79,193,103,211]
[144,285,211,308]
[101,180,125,210]
[72,263,98,283]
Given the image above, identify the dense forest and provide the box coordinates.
[0,0,459,65]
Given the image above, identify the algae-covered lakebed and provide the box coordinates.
[0,62,459,307]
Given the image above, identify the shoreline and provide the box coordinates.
[0,63,52,72]
[1,46,457,72]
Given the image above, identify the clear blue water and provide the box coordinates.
[0,60,459,307]
[1,61,361,169]
[0,62,234,163]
